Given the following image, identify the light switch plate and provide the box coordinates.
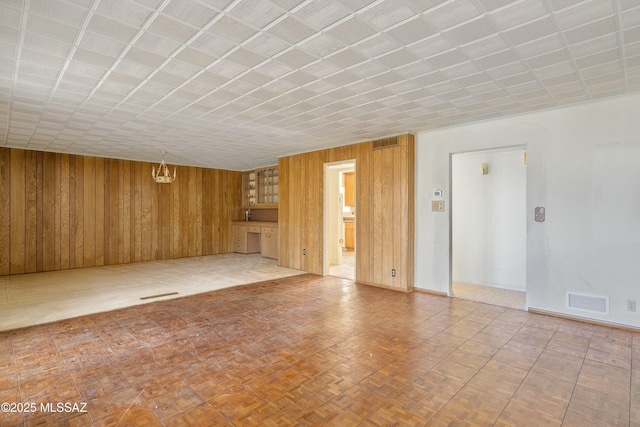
[432,200,445,212]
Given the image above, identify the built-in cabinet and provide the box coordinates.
[344,222,354,250]
[242,166,278,209]
[233,222,278,259]
[233,224,261,254]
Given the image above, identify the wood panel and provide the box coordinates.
[0,147,242,276]
[0,149,9,275]
[83,156,95,268]
[278,134,415,291]
[25,151,37,273]
[9,149,25,274]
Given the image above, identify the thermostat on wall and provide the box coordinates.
[433,189,443,198]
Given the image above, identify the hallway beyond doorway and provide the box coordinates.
[329,249,355,280]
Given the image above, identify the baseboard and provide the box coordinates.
[528,307,640,333]
[355,280,412,293]
[413,287,448,297]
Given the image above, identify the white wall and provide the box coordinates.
[415,93,640,327]
[452,149,526,291]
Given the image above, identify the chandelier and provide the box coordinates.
[152,152,176,184]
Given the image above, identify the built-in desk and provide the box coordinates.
[232,221,278,259]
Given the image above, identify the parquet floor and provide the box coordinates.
[1,274,639,426]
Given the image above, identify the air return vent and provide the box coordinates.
[372,136,399,149]
[566,292,609,315]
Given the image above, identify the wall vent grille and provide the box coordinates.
[372,136,399,149]
[566,292,609,315]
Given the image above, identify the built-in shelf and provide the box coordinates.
[242,166,278,209]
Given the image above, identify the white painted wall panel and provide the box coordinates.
[415,93,640,327]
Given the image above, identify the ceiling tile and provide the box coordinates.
[515,34,565,58]
[96,0,155,27]
[445,16,497,45]
[244,33,291,57]
[564,16,617,45]
[385,16,437,45]
[26,14,78,44]
[426,48,469,69]
[622,7,640,29]
[205,58,248,79]
[298,33,345,57]
[89,13,139,43]
[124,46,167,68]
[229,0,284,28]
[358,0,415,31]
[255,59,295,78]
[554,0,614,31]
[504,16,557,45]
[326,16,377,44]
[376,48,419,68]
[267,15,316,44]
[225,47,267,68]
[624,26,640,44]
[72,48,116,68]
[476,48,520,69]
[276,47,317,67]
[163,0,218,27]
[295,0,351,30]
[461,34,509,58]
[352,34,399,58]
[326,48,368,68]
[526,49,569,69]
[490,0,548,30]
[424,0,482,30]
[23,32,72,57]
[207,14,258,44]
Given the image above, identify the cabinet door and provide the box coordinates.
[343,172,354,207]
[255,166,279,208]
[344,222,354,250]
[261,227,278,259]
[233,226,246,253]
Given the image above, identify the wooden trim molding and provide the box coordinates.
[355,280,413,293]
[414,287,448,297]
[528,307,640,333]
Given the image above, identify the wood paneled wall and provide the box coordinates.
[0,147,242,276]
[278,134,415,291]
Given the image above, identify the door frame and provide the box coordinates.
[449,145,527,298]
[323,160,356,276]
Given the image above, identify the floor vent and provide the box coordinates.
[140,292,179,300]
[372,136,399,149]
[566,292,609,315]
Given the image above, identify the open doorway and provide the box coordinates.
[450,147,526,309]
[324,161,356,280]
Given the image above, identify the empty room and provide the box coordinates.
[1,0,639,426]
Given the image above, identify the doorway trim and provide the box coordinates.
[449,144,527,303]
[323,159,356,277]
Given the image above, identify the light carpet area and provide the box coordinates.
[0,253,304,332]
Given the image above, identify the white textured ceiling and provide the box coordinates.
[1,0,639,170]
